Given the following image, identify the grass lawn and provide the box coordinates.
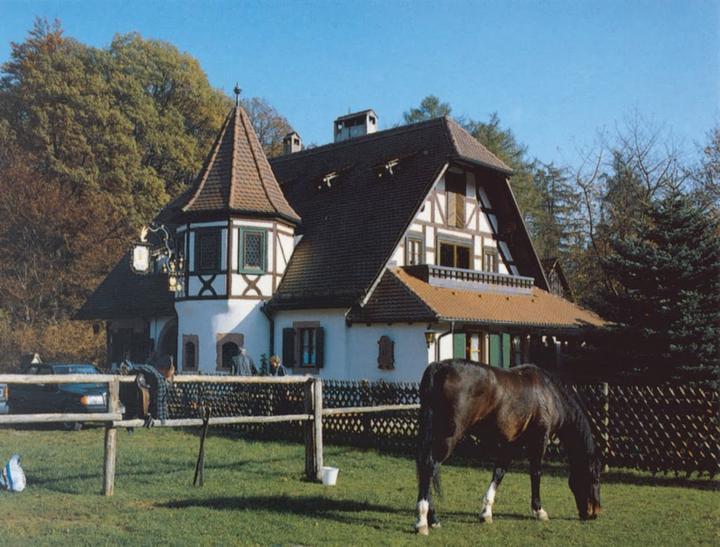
[0,427,717,545]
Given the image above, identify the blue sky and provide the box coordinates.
[1,0,718,166]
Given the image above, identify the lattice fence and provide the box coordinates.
[164,377,719,476]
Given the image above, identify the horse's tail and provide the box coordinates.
[417,363,441,498]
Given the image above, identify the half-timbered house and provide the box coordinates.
[77,106,605,381]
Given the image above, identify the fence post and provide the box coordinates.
[601,382,609,473]
[304,378,324,481]
[103,377,120,496]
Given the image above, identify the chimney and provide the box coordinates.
[282,131,303,154]
[333,109,378,143]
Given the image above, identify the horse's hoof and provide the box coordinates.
[431,521,441,529]
[533,508,549,521]
[415,524,429,536]
[480,513,493,524]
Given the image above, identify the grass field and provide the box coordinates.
[0,427,717,545]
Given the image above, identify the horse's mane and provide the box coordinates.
[540,368,599,463]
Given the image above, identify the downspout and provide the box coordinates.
[261,304,275,357]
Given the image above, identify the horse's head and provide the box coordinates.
[568,453,602,520]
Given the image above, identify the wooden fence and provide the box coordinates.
[0,374,420,496]
[202,378,719,477]
[1,374,717,494]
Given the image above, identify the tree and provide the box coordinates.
[0,19,230,228]
[692,126,720,207]
[530,162,582,260]
[402,95,451,124]
[242,96,293,157]
[599,190,720,372]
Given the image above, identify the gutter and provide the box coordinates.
[260,304,275,357]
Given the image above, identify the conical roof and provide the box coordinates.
[172,107,300,224]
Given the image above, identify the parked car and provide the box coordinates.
[0,382,8,415]
[8,363,107,430]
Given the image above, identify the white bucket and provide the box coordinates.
[321,466,339,486]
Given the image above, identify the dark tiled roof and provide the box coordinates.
[445,117,512,173]
[168,107,300,224]
[351,268,606,330]
[268,117,518,310]
[74,254,175,320]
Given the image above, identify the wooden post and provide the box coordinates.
[601,382,610,473]
[312,378,324,481]
[103,378,120,496]
[193,407,211,487]
[304,378,324,481]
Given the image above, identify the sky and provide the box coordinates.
[1,0,718,167]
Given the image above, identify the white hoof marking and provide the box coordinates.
[533,508,549,521]
[416,500,429,534]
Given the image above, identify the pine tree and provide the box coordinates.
[600,190,720,372]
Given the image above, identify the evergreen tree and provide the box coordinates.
[600,190,720,371]
[402,95,451,124]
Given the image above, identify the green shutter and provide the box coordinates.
[501,333,511,369]
[315,327,325,368]
[452,333,466,359]
[282,328,295,367]
[489,334,501,367]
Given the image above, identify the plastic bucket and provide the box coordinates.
[321,466,339,486]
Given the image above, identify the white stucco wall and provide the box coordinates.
[176,299,270,373]
[273,309,435,383]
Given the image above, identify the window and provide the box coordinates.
[439,241,470,269]
[483,247,499,273]
[182,334,198,371]
[239,228,267,274]
[282,324,325,369]
[406,235,424,265]
[215,332,244,371]
[195,230,220,273]
[445,171,466,229]
[221,342,240,369]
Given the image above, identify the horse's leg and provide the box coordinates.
[528,436,549,521]
[480,454,510,523]
[416,434,460,534]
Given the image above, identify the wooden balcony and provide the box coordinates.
[403,264,534,294]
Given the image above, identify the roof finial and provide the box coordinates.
[233,83,242,106]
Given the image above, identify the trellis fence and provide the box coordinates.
[184,378,718,477]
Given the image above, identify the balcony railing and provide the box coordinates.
[404,264,534,294]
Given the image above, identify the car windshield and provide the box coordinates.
[52,365,98,375]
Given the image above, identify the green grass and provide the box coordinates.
[0,427,717,545]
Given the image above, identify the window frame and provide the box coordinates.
[182,334,199,371]
[483,246,499,273]
[194,228,221,274]
[405,233,425,266]
[238,227,268,274]
[287,322,324,370]
[438,238,471,269]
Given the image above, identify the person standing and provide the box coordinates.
[269,355,287,376]
[232,348,257,376]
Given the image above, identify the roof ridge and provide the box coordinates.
[270,117,447,164]
[238,106,279,215]
[182,109,233,212]
[228,108,238,210]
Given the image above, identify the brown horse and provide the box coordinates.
[415,359,601,535]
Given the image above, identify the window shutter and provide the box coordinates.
[282,328,296,367]
[315,327,325,368]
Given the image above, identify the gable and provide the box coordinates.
[268,119,455,309]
